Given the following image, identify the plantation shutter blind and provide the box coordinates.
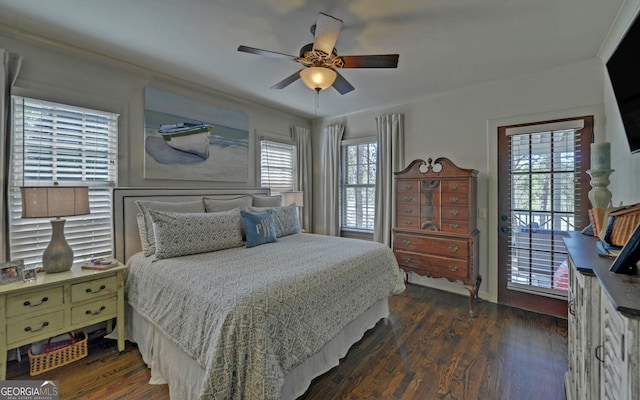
[505,119,585,298]
[9,97,118,268]
[260,139,295,193]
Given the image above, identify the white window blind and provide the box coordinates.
[260,139,295,193]
[340,141,377,231]
[9,97,118,268]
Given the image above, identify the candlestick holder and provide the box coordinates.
[587,169,614,209]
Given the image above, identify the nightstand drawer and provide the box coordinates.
[7,310,65,345]
[6,287,64,318]
[71,297,117,325]
[71,276,118,302]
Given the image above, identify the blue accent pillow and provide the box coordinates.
[240,209,277,248]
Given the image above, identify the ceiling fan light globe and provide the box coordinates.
[300,67,337,91]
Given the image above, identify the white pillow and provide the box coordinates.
[252,195,282,207]
[135,199,205,256]
[203,196,252,212]
[250,204,300,237]
[149,209,243,259]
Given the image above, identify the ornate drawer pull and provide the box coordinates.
[449,245,458,253]
[402,257,412,264]
[448,265,458,272]
[86,284,107,294]
[402,239,411,245]
[450,197,459,203]
[404,208,413,214]
[24,297,48,307]
[450,184,459,190]
[449,210,459,217]
[405,221,413,225]
[405,184,413,190]
[568,299,576,316]
[449,223,459,229]
[85,305,107,316]
[403,196,412,202]
[24,321,49,332]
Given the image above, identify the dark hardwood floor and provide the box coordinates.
[7,284,568,399]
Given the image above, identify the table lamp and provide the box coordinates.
[21,183,90,273]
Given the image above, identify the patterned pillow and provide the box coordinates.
[135,199,206,256]
[148,209,243,259]
[136,213,149,252]
[240,209,277,248]
[250,205,301,237]
[252,195,282,207]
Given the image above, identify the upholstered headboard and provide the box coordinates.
[112,187,271,262]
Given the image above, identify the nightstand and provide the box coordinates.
[0,262,127,379]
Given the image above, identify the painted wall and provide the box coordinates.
[599,0,640,205]
[314,59,606,302]
[0,27,310,189]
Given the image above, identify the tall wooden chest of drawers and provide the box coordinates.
[393,158,481,316]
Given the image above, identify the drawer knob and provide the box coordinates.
[403,196,412,202]
[405,220,413,225]
[86,284,107,294]
[450,184,459,190]
[402,239,411,245]
[402,257,412,264]
[450,197,459,203]
[448,265,458,272]
[406,184,413,190]
[85,305,107,316]
[449,245,458,253]
[449,223,459,229]
[449,210,459,217]
[24,297,48,307]
[404,208,413,214]
[24,321,49,332]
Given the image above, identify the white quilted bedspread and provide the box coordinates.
[126,233,405,400]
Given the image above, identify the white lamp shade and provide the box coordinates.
[280,191,304,207]
[21,186,90,218]
[300,67,337,91]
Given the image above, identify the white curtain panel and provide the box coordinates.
[292,126,312,231]
[0,49,22,262]
[374,114,405,246]
[321,124,344,236]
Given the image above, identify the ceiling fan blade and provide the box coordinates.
[340,54,399,68]
[270,70,303,89]
[332,71,355,95]
[313,13,343,55]
[237,45,298,61]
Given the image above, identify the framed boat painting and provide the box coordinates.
[144,87,249,182]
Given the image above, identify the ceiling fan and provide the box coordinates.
[237,12,399,95]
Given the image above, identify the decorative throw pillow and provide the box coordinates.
[148,209,243,259]
[250,205,300,237]
[252,195,282,207]
[135,199,206,256]
[204,196,253,239]
[240,209,277,248]
[136,213,149,252]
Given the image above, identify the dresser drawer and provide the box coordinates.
[394,233,469,259]
[440,220,470,234]
[6,287,64,318]
[397,203,419,217]
[71,297,117,326]
[7,310,65,345]
[71,276,118,303]
[397,180,419,194]
[442,206,470,220]
[440,180,469,195]
[395,251,468,281]
[396,217,420,230]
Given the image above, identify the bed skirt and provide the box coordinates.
[119,298,390,400]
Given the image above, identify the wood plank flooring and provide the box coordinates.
[6,284,568,399]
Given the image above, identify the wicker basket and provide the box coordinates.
[28,332,88,376]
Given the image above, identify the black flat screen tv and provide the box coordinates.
[606,12,640,154]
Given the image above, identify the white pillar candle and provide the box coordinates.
[591,141,611,171]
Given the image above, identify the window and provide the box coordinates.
[9,97,118,268]
[341,141,377,231]
[260,139,295,194]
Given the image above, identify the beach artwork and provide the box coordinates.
[144,87,249,182]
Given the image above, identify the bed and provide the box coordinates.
[112,187,405,400]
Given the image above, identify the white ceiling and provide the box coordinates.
[0,0,626,118]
